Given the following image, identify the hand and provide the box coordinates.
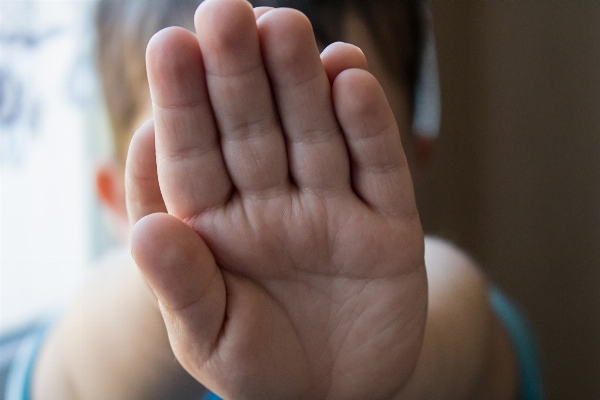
[128,1,427,398]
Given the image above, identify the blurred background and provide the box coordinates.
[0,1,111,331]
[1,1,599,399]
[415,3,600,399]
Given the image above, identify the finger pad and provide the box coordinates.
[333,69,392,127]
[321,42,368,84]
[195,0,257,74]
[147,27,205,108]
[258,9,320,84]
[131,213,219,312]
[126,120,166,225]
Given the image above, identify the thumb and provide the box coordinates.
[131,212,226,368]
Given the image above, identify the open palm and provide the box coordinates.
[127,1,427,399]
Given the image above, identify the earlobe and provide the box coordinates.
[95,159,127,218]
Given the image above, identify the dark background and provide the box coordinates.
[413,3,600,399]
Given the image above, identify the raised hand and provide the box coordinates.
[127,1,427,398]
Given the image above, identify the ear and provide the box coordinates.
[95,159,127,220]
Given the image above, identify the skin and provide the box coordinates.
[32,1,517,399]
[137,2,427,398]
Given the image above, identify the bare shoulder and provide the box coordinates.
[423,235,489,306]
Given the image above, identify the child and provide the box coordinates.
[2,1,540,399]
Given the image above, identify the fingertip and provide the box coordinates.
[195,0,256,62]
[126,118,155,198]
[146,26,198,69]
[321,42,368,84]
[254,6,274,20]
[195,0,253,19]
[130,213,221,313]
[146,27,204,108]
[257,8,317,74]
[127,118,155,166]
[130,212,193,271]
[130,212,169,270]
[333,68,389,122]
[126,119,167,226]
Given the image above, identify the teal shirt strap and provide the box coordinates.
[5,317,55,400]
[489,287,544,400]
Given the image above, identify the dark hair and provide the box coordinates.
[95,0,423,163]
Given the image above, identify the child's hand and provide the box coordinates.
[128,1,427,398]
